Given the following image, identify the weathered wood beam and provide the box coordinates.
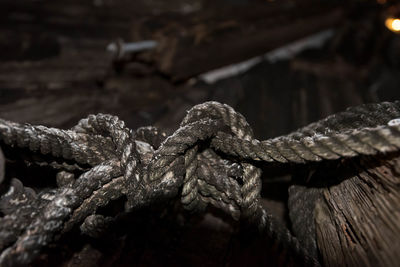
[135,3,345,80]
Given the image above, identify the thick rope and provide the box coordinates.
[288,100,400,139]
[181,145,201,210]
[211,121,400,164]
[0,101,399,266]
[0,160,122,265]
[0,119,117,166]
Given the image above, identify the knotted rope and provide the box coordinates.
[0,101,400,266]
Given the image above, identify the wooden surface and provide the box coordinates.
[313,154,400,267]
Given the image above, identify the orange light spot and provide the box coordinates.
[385,18,400,33]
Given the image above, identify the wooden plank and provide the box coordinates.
[314,155,400,267]
[149,8,344,80]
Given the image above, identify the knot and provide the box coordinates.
[73,113,140,182]
[73,114,149,208]
[82,101,264,222]
[178,102,264,222]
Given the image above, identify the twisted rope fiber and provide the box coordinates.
[0,160,122,265]
[196,149,243,219]
[0,101,399,266]
[0,119,117,166]
[211,102,400,164]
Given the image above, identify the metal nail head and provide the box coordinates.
[106,39,158,59]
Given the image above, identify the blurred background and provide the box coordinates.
[0,0,399,139]
[0,0,400,265]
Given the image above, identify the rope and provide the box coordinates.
[0,101,399,266]
[211,113,400,164]
[0,160,122,265]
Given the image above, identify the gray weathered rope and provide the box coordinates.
[62,176,125,234]
[211,117,400,164]
[0,160,122,265]
[181,145,201,210]
[0,101,399,266]
[0,119,117,166]
[288,100,400,139]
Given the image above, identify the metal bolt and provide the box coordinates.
[106,39,158,59]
